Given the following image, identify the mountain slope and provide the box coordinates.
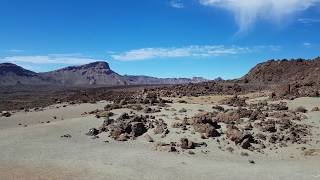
[241,57,320,85]
[0,63,52,86]
[41,62,127,86]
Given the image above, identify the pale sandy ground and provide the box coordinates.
[0,96,320,180]
[0,102,108,130]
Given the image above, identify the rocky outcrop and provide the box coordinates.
[241,57,320,85]
[240,57,320,99]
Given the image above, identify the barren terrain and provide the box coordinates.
[1,58,320,179]
[1,93,319,180]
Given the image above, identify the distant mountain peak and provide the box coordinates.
[41,61,124,86]
[0,62,52,86]
[0,62,18,67]
[56,61,111,72]
[83,61,110,69]
[0,62,36,77]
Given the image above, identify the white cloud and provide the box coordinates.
[252,45,282,51]
[298,18,320,24]
[0,54,104,65]
[111,45,277,61]
[170,0,184,8]
[199,0,320,33]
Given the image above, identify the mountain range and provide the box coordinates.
[2,57,320,87]
[0,61,207,86]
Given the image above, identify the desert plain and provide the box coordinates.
[1,91,320,180]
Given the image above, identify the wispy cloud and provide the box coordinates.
[303,42,312,46]
[6,49,24,53]
[111,45,279,61]
[199,0,320,34]
[0,54,104,65]
[170,0,184,8]
[298,18,320,24]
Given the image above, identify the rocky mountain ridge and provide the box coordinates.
[241,57,320,85]
[0,61,207,86]
[0,63,52,86]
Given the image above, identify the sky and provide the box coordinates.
[0,0,320,79]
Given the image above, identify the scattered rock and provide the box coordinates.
[96,111,114,118]
[97,113,153,141]
[190,112,221,137]
[269,102,288,111]
[169,145,177,152]
[117,134,128,141]
[86,128,99,136]
[217,111,240,124]
[1,111,11,117]
[143,107,161,114]
[109,126,124,139]
[221,95,247,107]
[248,160,255,164]
[131,122,147,137]
[188,151,195,155]
[249,109,262,121]
[171,121,184,128]
[295,106,308,113]
[178,100,187,103]
[104,104,122,111]
[180,138,195,149]
[240,138,252,149]
[154,120,168,135]
[226,126,243,142]
[263,123,277,133]
[226,146,234,153]
[212,105,224,112]
[61,134,72,138]
[240,152,249,156]
[193,123,220,138]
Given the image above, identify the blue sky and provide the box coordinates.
[0,0,320,79]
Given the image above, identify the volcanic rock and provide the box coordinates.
[130,122,147,137]
[180,138,195,149]
[86,128,99,136]
[1,111,11,117]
